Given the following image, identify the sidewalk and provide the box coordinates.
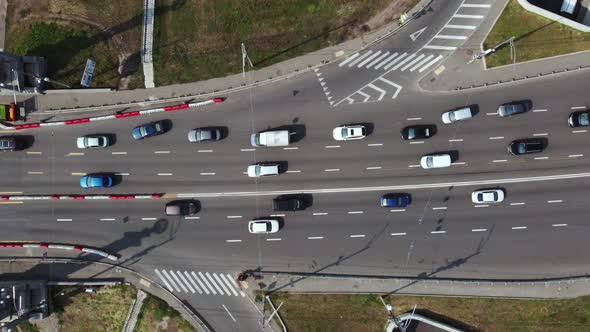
[419,0,590,91]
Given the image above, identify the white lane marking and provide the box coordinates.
[222,304,237,322]
[219,274,240,297]
[100,218,116,221]
[348,50,373,67]
[141,217,157,221]
[367,83,386,101]
[451,162,466,166]
[176,271,194,293]
[401,54,425,71]
[283,147,298,150]
[474,205,489,208]
[445,24,476,29]
[430,230,447,234]
[572,130,587,133]
[192,272,210,295]
[325,145,341,149]
[493,159,508,163]
[533,133,548,136]
[169,271,188,293]
[338,53,359,67]
[57,218,72,222]
[27,171,44,175]
[154,151,170,154]
[115,172,130,176]
[391,53,418,71]
[198,272,216,295]
[26,151,42,155]
[366,166,382,170]
[418,54,444,72]
[225,239,242,243]
[200,172,216,176]
[552,223,568,227]
[423,45,457,51]
[390,209,406,212]
[240,148,256,152]
[383,52,408,70]
[547,200,563,203]
[213,273,232,296]
[157,173,173,176]
[489,136,504,140]
[71,172,86,176]
[454,14,484,18]
[368,143,383,147]
[486,112,498,116]
[409,141,424,144]
[472,228,487,232]
[313,212,328,216]
[571,106,587,110]
[161,270,181,292]
[410,54,434,72]
[569,154,583,158]
[357,50,383,68]
[433,34,467,40]
[432,207,447,210]
[67,152,84,156]
[270,214,285,217]
[324,169,340,172]
[461,3,491,7]
[448,139,463,142]
[198,150,213,153]
[347,211,364,214]
[510,202,526,206]
[374,52,398,69]
[307,236,324,240]
[286,170,301,173]
[266,238,282,241]
[184,216,200,220]
[226,273,246,297]
[534,157,549,160]
[408,164,421,168]
[511,226,527,230]
[406,117,422,121]
[391,232,407,236]
[532,109,548,112]
[226,216,242,219]
[349,234,366,238]
[155,269,174,292]
[111,151,127,155]
[184,271,202,294]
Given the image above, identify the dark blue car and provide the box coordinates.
[80,174,113,188]
[132,121,166,140]
[380,193,410,208]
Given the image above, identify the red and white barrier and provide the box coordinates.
[0,242,118,261]
[6,98,225,131]
[0,194,163,201]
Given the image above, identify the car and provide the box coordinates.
[79,174,113,188]
[273,195,307,211]
[441,107,473,124]
[472,189,505,204]
[507,138,545,155]
[400,125,435,140]
[380,193,411,208]
[248,219,280,234]
[498,102,528,117]
[0,136,17,151]
[568,110,590,127]
[132,121,166,140]
[76,135,110,149]
[188,128,221,142]
[165,200,199,216]
[332,125,366,141]
[420,154,452,169]
[247,163,280,177]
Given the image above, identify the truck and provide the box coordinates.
[250,130,290,147]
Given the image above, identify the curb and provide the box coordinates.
[0,193,163,201]
[0,242,117,261]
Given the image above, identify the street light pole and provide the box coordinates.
[469,36,515,64]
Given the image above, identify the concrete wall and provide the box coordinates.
[517,0,590,32]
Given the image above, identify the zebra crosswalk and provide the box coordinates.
[154,269,246,297]
[339,50,444,75]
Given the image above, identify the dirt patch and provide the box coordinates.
[27,313,59,332]
[363,0,422,31]
[135,294,194,332]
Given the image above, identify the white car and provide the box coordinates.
[247,164,280,177]
[441,107,473,124]
[420,154,452,169]
[248,219,280,234]
[332,125,366,141]
[76,135,110,149]
[472,189,505,204]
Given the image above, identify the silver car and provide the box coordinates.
[247,163,280,177]
[498,102,528,117]
[420,154,452,169]
[76,135,109,149]
[441,107,473,124]
[188,128,221,142]
[472,189,505,204]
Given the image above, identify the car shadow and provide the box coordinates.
[300,193,313,209]
[15,135,35,150]
[275,161,289,174]
[160,119,173,133]
[467,104,479,117]
[97,172,123,186]
[356,122,374,136]
[265,124,306,143]
[217,126,230,140]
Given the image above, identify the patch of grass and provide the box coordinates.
[153,0,396,85]
[52,285,135,332]
[270,293,590,332]
[16,320,40,332]
[135,294,194,332]
[483,0,590,68]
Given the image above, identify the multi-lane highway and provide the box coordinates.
[2,0,590,330]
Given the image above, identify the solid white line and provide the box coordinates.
[547,200,563,203]
[423,45,457,51]
[474,205,489,208]
[418,54,444,72]
[401,54,425,71]
[357,50,382,68]
[430,230,447,234]
[454,14,484,18]
[200,172,216,176]
[348,50,373,67]
[347,211,364,214]
[324,169,340,172]
[533,133,548,136]
[338,53,359,67]
[100,218,116,221]
[240,148,256,152]
[568,154,583,158]
[366,51,390,69]
[366,166,382,170]
[226,216,242,219]
[157,173,173,176]
[222,304,237,322]
[198,150,213,153]
[325,145,341,149]
[313,212,328,216]
[383,52,408,70]
[154,151,170,154]
[283,147,298,150]
[486,112,498,116]
[266,238,282,241]
[532,109,548,112]
[571,106,587,110]
[410,54,434,72]
[409,141,424,144]
[225,239,242,243]
[57,218,72,222]
[493,159,508,163]
[472,229,487,232]
[391,232,407,236]
[307,236,324,240]
[448,139,463,142]
[390,209,406,212]
[367,83,386,101]
[510,202,526,206]
[445,24,476,29]
[141,217,157,221]
[434,34,467,40]
[111,151,127,155]
[155,269,174,292]
[368,143,383,146]
[534,157,549,160]
[489,136,504,140]
[572,130,587,133]
[511,226,527,230]
[286,170,301,173]
[406,117,422,121]
[462,3,491,8]
[432,207,447,210]
[552,224,568,227]
[391,53,417,71]
[350,234,366,238]
[374,52,398,69]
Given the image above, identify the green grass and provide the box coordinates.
[268,293,590,332]
[15,320,40,332]
[134,294,194,332]
[153,0,404,85]
[483,0,590,68]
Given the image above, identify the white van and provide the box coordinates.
[441,107,473,124]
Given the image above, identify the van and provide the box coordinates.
[441,107,473,124]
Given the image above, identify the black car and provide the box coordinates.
[165,200,199,216]
[400,125,435,140]
[272,194,308,211]
[498,102,529,117]
[0,136,17,151]
[568,110,590,127]
[508,138,545,155]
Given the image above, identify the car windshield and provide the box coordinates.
[449,112,456,121]
[518,143,527,154]
[342,128,350,137]
[407,128,416,139]
[265,223,271,231]
[255,166,261,176]
[427,157,434,168]
[580,113,590,126]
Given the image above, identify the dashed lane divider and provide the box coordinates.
[0,194,163,201]
[0,242,118,261]
[3,98,224,131]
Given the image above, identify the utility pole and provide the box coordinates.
[469,36,515,64]
[241,43,254,79]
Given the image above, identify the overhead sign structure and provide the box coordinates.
[80,59,96,87]
[409,26,427,42]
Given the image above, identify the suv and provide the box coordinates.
[0,137,17,151]
[508,138,545,155]
[441,107,473,124]
[247,163,280,177]
[273,195,307,211]
[165,200,199,216]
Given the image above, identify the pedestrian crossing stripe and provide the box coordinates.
[337,50,445,74]
[155,269,246,297]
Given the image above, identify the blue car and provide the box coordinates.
[80,175,113,188]
[380,193,410,208]
[132,121,166,140]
